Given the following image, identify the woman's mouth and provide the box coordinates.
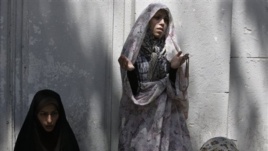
[45,125,54,131]
[156,28,163,32]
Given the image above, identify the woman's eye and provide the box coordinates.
[164,17,169,23]
[51,111,58,116]
[40,112,48,116]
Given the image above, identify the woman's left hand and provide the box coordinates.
[118,55,135,71]
[170,51,189,69]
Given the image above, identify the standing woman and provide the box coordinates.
[14,89,80,151]
[118,3,192,151]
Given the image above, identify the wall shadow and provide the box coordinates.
[230,0,268,150]
[15,1,113,151]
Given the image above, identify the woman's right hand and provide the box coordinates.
[170,51,189,69]
[118,55,135,71]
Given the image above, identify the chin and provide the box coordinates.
[45,129,53,132]
[43,127,55,132]
[153,32,164,39]
[155,35,164,39]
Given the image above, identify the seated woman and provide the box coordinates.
[14,89,80,151]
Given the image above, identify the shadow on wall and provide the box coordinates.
[16,1,113,151]
[230,0,268,150]
[245,0,268,55]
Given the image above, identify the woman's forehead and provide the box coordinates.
[39,104,58,112]
[37,98,59,111]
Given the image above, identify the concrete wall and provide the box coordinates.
[0,0,267,151]
[229,0,268,150]
[0,1,14,150]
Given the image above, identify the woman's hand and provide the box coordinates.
[170,51,189,69]
[118,55,135,71]
[184,111,188,120]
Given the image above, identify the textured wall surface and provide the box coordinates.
[0,1,13,150]
[26,0,114,150]
[23,1,114,150]
[0,0,267,151]
[229,0,268,150]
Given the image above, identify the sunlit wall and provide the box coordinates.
[0,0,267,150]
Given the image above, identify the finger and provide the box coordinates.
[177,51,182,57]
[119,55,127,66]
[183,55,189,60]
[119,59,126,68]
[180,55,187,64]
[184,53,189,58]
[118,56,122,63]
[118,55,125,63]
[118,59,122,66]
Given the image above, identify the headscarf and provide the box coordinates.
[120,3,189,113]
[121,3,178,65]
[14,89,80,151]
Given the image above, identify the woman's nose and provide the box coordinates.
[47,115,52,123]
[160,18,165,24]
[159,18,165,25]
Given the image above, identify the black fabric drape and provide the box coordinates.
[14,89,80,151]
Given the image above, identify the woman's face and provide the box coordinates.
[149,9,169,39]
[37,104,59,132]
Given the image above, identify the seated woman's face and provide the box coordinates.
[37,104,59,132]
[149,9,169,39]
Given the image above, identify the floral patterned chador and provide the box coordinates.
[118,3,193,151]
